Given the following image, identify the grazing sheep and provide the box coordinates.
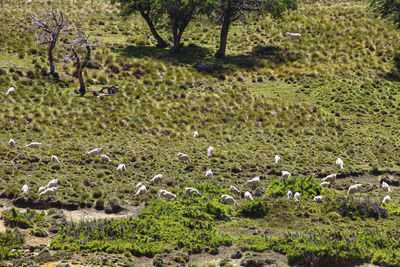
[229,185,240,196]
[26,142,41,148]
[158,189,177,201]
[177,152,191,162]
[347,184,362,196]
[274,154,280,164]
[313,195,323,202]
[294,192,300,202]
[322,174,336,183]
[336,158,344,169]
[22,184,29,196]
[286,190,292,200]
[221,194,238,207]
[6,87,15,95]
[51,155,61,163]
[382,195,391,204]
[207,146,214,158]
[244,191,254,201]
[282,171,291,180]
[285,32,301,38]
[135,182,143,191]
[117,164,126,174]
[193,131,199,138]
[40,187,57,197]
[150,174,164,184]
[38,186,47,194]
[185,187,202,197]
[47,179,58,188]
[382,181,392,193]
[205,169,213,179]
[86,148,102,156]
[246,177,260,187]
[8,139,15,147]
[135,185,147,197]
[320,181,331,188]
[101,155,111,162]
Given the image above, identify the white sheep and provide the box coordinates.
[336,158,344,169]
[26,142,41,148]
[38,186,47,194]
[40,187,57,197]
[244,191,254,201]
[347,184,362,196]
[382,195,391,204]
[117,164,126,174]
[150,174,164,184]
[229,185,240,196]
[313,195,323,202]
[86,148,102,156]
[246,177,260,187]
[286,190,292,200]
[135,182,143,191]
[135,185,147,197]
[177,152,191,162]
[274,154,280,164]
[101,155,111,162]
[185,187,202,197]
[22,184,29,196]
[193,131,199,138]
[6,87,15,95]
[221,194,238,207]
[382,181,392,193]
[320,181,330,188]
[158,189,177,201]
[207,146,214,158]
[285,32,301,38]
[322,174,336,183]
[51,155,61,163]
[47,179,58,188]
[8,139,15,147]
[205,169,213,179]
[282,171,291,180]
[294,192,300,202]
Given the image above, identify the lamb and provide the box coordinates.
[221,194,238,207]
[6,87,15,95]
[150,174,164,184]
[382,195,391,204]
[347,184,362,196]
[40,187,57,197]
[294,192,300,202]
[158,189,177,201]
[135,182,143,191]
[244,191,254,201]
[382,181,392,193]
[47,179,58,188]
[177,152,191,162]
[185,187,202,197]
[117,164,126,174]
[274,154,280,164]
[101,155,111,162]
[207,146,214,158]
[193,131,199,138]
[8,139,15,147]
[246,177,260,187]
[336,158,344,169]
[313,195,323,202]
[205,169,213,179]
[86,148,102,156]
[282,171,291,180]
[26,142,41,148]
[22,184,29,196]
[51,155,61,163]
[38,186,47,194]
[135,185,147,197]
[286,190,292,200]
[322,174,336,183]
[229,185,240,196]
[285,32,301,38]
[320,181,331,188]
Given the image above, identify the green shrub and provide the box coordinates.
[322,197,388,219]
[0,230,24,260]
[382,203,400,216]
[1,208,45,229]
[267,176,330,199]
[238,200,269,218]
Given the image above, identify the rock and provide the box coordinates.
[56,263,70,267]
[231,250,243,259]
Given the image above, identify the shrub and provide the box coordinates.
[238,200,269,218]
[1,208,45,229]
[322,197,388,219]
[0,230,24,260]
[267,176,329,199]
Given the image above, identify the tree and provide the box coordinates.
[31,7,70,77]
[70,32,100,97]
[368,0,400,27]
[214,0,297,58]
[111,0,168,48]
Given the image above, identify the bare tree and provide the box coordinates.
[70,31,100,97]
[32,7,70,77]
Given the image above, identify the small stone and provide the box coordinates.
[56,263,70,267]
[231,250,242,259]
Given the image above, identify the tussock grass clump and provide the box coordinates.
[238,200,269,218]
[322,197,388,219]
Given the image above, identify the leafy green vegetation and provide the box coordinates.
[1,208,45,229]
[0,230,25,260]
[322,197,388,219]
[238,200,269,218]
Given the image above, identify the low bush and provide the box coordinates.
[322,197,388,219]
[238,200,269,218]
[0,230,24,260]
[1,208,45,229]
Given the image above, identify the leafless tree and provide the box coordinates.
[70,31,100,97]
[32,7,70,77]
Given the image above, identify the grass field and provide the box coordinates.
[2,0,400,266]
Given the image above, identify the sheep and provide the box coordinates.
[382,195,391,204]
[336,158,344,169]
[286,190,292,200]
[6,87,15,95]
[135,182,143,191]
[101,155,111,162]
[40,187,57,197]
[38,186,47,194]
[185,187,202,197]
[282,171,291,180]
[320,181,331,188]
[22,184,29,196]
[274,154,280,164]
[244,191,254,201]
[26,142,41,148]
[229,185,240,196]
[117,164,126,174]
[177,152,191,162]
[313,195,323,202]
[294,192,300,202]
[285,32,301,38]
[47,179,58,188]
[135,185,147,197]
[221,194,238,207]
[86,148,102,156]
[158,189,177,201]
[205,169,213,179]
[246,177,260,188]
[347,184,362,196]
[207,146,214,158]
[150,174,164,184]
[51,155,61,163]
[8,139,15,147]
[322,174,336,183]
[382,181,392,193]
[193,131,199,138]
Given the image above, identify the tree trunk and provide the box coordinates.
[48,41,56,76]
[215,15,231,58]
[77,66,85,97]
[140,10,168,48]
[171,25,185,53]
